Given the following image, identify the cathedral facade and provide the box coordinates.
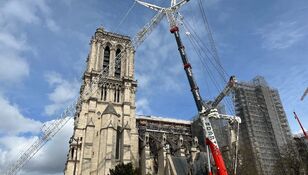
[64,28,222,175]
[64,27,139,175]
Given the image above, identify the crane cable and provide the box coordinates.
[195,0,236,115]
[183,18,235,114]
[196,1,240,171]
[114,1,137,32]
[185,20,240,173]
[197,0,229,80]
[184,19,228,84]
[182,20,234,115]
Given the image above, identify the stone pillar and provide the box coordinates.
[158,134,167,175]
[125,50,129,77]
[81,119,95,175]
[140,133,153,175]
[121,85,132,163]
[98,104,119,175]
[191,137,200,162]
[95,42,101,71]
[87,38,97,72]
[109,47,116,77]
[121,124,131,163]
[129,49,135,78]
[176,135,186,157]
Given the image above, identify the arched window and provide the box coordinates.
[103,46,110,75]
[101,86,107,101]
[113,87,121,103]
[115,48,121,78]
[71,148,75,159]
[115,126,121,159]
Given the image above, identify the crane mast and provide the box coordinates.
[171,19,237,175]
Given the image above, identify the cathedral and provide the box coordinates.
[64,27,232,175]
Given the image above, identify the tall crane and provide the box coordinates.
[135,1,239,175]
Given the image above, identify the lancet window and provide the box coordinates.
[103,46,110,75]
[115,48,121,78]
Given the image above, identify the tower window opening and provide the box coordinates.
[71,148,75,159]
[103,46,110,75]
[114,87,121,103]
[115,127,121,159]
[115,49,121,78]
[114,89,117,102]
[101,86,107,101]
[116,89,120,103]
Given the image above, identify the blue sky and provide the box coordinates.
[0,0,307,174]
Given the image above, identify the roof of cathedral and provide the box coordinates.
[136,115,192,125]
[102,103,119,116]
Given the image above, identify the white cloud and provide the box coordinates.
[0,31,30,84]
[0,54,29,83]
[22,119,73,175]
[136,98,151,115]
[44,72,79,116]
[0,32,28,51]
[257,21,307,50]
[0,119,73,175]
[135,73,151,89]
[46,19,60,32]
[1,0,40,24]
[0,95,41,135]
[0,0,61,85]
[0,0,60,33]
[135,23,183,93]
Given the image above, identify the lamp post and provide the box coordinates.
[69,137,79,175]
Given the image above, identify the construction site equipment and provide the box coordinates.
[301,87,308,101]
[293,112,308,141]
[136,1,239,175]
[6,1,239,174]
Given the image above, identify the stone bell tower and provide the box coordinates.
[64,27,139,175]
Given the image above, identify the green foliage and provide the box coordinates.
[109,163,138,175]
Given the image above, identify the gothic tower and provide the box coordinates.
[64,27,139,175]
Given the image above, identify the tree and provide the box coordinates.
[109,163,138,175]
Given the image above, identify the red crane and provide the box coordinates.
[136,1,239,175]
[293,112,308,141]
